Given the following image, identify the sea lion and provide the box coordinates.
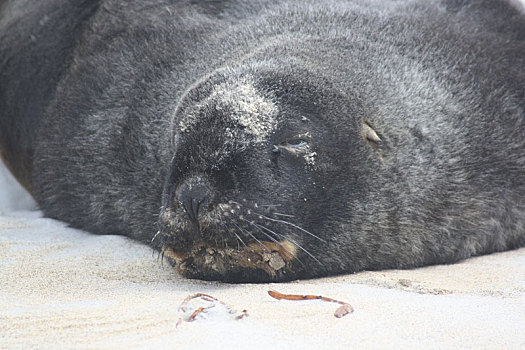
[1,0,524,282]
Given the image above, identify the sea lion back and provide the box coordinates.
[0,0,100,190]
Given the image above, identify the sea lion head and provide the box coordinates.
[155,60,385,282]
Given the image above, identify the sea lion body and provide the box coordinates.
[1,0,524,282]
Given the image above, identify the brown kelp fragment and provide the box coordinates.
[333,303,354,318]
[235,309,249,320]
[178,293,217,313]
[267,290,354,318]
[176,293,249,326]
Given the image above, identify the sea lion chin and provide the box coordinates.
[161,240,298,282]
[1,0,524,283]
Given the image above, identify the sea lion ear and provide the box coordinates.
[362,122,381,143]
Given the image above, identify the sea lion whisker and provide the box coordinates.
[230,201,281,209]
[151,230,161,243]
[256,224,321,265]
[233,222,270,252]
[224,224,245,249]
[232,229,247,249]
[280,235,321,265]
[251,223,281,244]
[253,212,326,243]
[251,223,305,265]
[232,204,319,260]
[217,212,247,249]
[273,212,295,218]
[218,213,246,249]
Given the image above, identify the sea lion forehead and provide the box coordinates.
[178,77,279,144]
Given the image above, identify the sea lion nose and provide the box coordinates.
[176,176,212,225]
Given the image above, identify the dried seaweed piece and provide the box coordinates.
[187,306,214,322]
[178,293,218,313]
[334,303,353,318]
[176,293,248,326]
[235,309,249,320]
[268,290,354,318]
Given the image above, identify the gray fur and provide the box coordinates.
[0,0,524,282]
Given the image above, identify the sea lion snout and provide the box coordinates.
[176,176,213,226]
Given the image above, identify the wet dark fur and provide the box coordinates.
[1,0,524,282]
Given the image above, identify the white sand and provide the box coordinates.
[1,162,524,349]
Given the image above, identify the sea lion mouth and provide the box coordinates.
[161,240,298,282]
